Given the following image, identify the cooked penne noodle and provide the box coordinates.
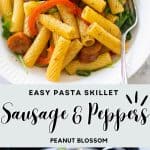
[87,23,121,55]
[0,2,1,15]
[39,14,76,40]
[106,14,119,23]
[63,39,83,69]
[0,0,12,21]
[23,27,51,67]
[77,17,95,47]
[122,0,127,5]
[23,17,32,37]
[52,12,61,46]
[24,1,43,16]
[81,0,106,13]
[81,6,121,39]
[0,1,2,15]
[11,0,14,6]
[10,0,24,32]
[57,5,80,39]
[108,0,124,14]
[23,1,43,37]
[65,52,112,75]
[46,36,71,82]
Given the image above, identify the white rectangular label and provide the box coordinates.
[0,85,149,147]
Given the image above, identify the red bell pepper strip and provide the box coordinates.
[36,46,54,66]
[28,0,82,36]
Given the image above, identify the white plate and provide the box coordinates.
[0,0,149,84]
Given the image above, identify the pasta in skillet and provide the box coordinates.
[0,0,134,82]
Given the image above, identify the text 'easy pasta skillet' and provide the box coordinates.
[0,0,135,82]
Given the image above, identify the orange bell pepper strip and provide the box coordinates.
[28,0,82,36]
[36,46,54,66]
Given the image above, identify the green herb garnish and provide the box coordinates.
[76,70,91,77]
[104,7,111,15]
[48,7,58,14]
[116,9,135,31]
[16,54,28,73]
[115,8,135,41]
[2,20,12,39]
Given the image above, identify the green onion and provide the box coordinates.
[76,70,91,77]
[115,8,135,41]
[104,7,111,15]
[48,7,58,14]
[2,20,12,39]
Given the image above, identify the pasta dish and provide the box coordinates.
[0,0,134,82]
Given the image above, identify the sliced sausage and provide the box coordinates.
[7,32,32,54]
[79,41,102,63]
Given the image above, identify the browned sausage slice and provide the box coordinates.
[79,41,102,63]
[7,32,32,54]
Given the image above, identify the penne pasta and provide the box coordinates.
[63,39,83,69]
[106,14,119,23]
[81,6,121,39]
[39,14,76,40]
[46,36,71,82]
[87,22,121,55]
[10,0,24,32]
[81,0,106,13]
[77,17,95,47]
[51,12,61,46]
[23,17,32,37]
[57,4,80,39]
[0,0,12,21]
[23,27,51,67]
[65,52,112,75]
[0,2,1,15]
[23,1,43,37]
[11,0,14,6]
[108,0,124,14]
[122,0,127,5]
[24,1,43,16]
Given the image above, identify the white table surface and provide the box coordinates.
[129,56,150,84]
[0,76,10,84]
[0,56,150,84]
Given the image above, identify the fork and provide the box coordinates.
[121,0,138,84]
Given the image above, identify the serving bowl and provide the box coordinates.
[0,0,149,84]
